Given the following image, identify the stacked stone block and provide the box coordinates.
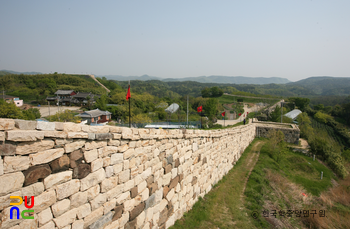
[0,118,256,229]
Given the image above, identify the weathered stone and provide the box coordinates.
[38,207,53,226]
[21,182,44,197]
[148,182,158,195]
[77,203,91,219]
[175,158,180,168]
[130,186,138,198]
[16,140,55,155]
[113,163,123,174]
[30,148,64,165]
[84,141,107,151]
[80,168,105,191]
[103,198,117,214]
[33,190,56,213]
[110,153,123,165]
[101,176,119,193]
[68,132,89,138]
[0,143,17,156]
[83,206,104,228]
[108,139,120,146]
[55,179,80,200]
[112,204,124,221]
[117,144,129,153]
[0,131,4,141]
[89,211,113,229]
[101,146,119,157]
[63,122,82,132]
[0,191,21,211]
[55,122,64,131]
[123,148,135,159]
[82,125,110,133]
[124,218,137,229]
[0,157,2,175]
[65,140,86,153]
[103,157,111,167]
[105,166,114,178]
[87,185,100,201]
[51,199,71,217]
[43,130,67,138]
[73,163,91,179]
[49,154,70,173]
[159,208,168,225]
[84,149,98,163]
[163,186,169,197]
[44,171,72,189]
[22,164,51,186]
[118,169,130,183]
[52,208,78,228]
[179,173,184,182]
[71,220,84,229]
[0,118,15,130]
[116,192,130,205]
[146,175,154,186]
[169,176,179,190]
[6,130,44,141]
[203,157,207,164]
[88,133,96,140]
[91,158,103,172]
[129,202,145,221]
[145,193,156,209]
[3,156,30,173]
[90,193,106,211]
[164,164,172,174]
[105,184,124,201]
[70,149,83,168]
[70,191,88,208]
[15,120,36,130]
[95,133,112,140]
[36,121,55,131]
[192,176,197,185]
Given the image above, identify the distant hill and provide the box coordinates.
[289,76,350,95]
[0,70,42,75]
[101,74,162,81]
[103,75,291,85]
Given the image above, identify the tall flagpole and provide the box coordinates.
[187,95,188,127]
[129,80,131,128]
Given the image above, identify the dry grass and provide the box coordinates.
[303,169,350,229]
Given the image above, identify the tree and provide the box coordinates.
[210,86,224,97]
[95,94,108,111]
[203,98,218,121]
[0,99,25,119]
[288,97,310,111]
[50,110,81,122]
[201,87,211,98]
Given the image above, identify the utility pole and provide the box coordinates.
[281,101,283,123]
[187,95,189,127]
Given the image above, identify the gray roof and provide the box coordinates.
[72,92,92,98]
[284,109,302,120]
[75,108,111,118]
[165,103,179,113]
[54,90,75,95]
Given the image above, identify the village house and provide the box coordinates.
[2,95,23,107]
[75,108,112,124]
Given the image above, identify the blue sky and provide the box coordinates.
[1,0,349,81]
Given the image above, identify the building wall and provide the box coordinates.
[0,118,296,229]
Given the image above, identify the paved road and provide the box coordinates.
[37,106,81,117]
[216,100,283,126]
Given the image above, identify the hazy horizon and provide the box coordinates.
[1,1,349,82]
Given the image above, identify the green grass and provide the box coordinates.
[171,139,264,229]
[244,142,335,228]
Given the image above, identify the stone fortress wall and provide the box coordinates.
[0,118,297,229]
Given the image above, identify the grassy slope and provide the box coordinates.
[171,139,264,229]
[171,139,350,229]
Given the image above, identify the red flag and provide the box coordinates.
[221,111,225,117]
[247,112,249,115]
[197,106,202,112]
[126,85,130,101]
[238,113,241,116]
